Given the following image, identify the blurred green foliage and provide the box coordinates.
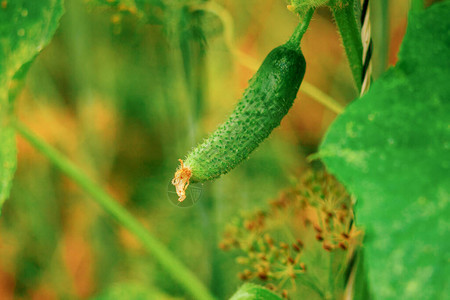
[0,0,421,299]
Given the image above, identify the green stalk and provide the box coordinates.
[331,1,363,91]
[287,8,315,49]
[13,120,215,300]
[301,81,344,114]
[371,0,389,79]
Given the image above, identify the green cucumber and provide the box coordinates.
[172,19,310,202]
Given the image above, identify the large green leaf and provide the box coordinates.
[0,0,64,211]
[319,2,450,299]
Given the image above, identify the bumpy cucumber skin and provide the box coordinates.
[185,44,306,182]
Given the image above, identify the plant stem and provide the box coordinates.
[13,120,215,300]
[301,81,344,114]
[332,1,363,92]
[287,8,315,49]
[371,0,389,79]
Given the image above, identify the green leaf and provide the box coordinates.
[0,0,64,211]
[319,2,450,299]
[0,0,65,101]
[229,283,282,300]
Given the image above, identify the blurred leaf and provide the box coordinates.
[352,250,371,300]
[0,0,64,101]
[90,216,127,292]
[319,2,450,299]
[7,171,62,295]
[87,0,165,24]
[0,0,64,211]
[229,283,282,300]
[0,127,16,213]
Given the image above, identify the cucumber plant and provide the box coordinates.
[2,1,447,300]
[172,10,314,202]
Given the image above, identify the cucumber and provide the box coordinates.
[172,29,307,202]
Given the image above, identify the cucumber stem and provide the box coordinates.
[287,8,315,50]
